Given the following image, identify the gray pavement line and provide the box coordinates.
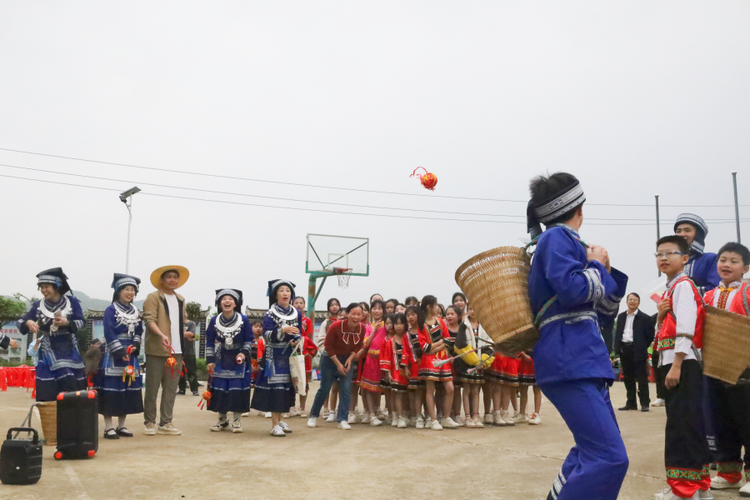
[64,462,93,500]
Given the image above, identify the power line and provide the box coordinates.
[1,145,746,208]
[3,173,748,227]
[3,162,723,222]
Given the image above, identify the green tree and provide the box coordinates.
[0,295,26,318]
[185,301,209,322]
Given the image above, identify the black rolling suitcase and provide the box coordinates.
[0,428,43,485]
[55,390,98,460]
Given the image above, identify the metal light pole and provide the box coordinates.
[732,172,741,243]
[655,194,661,276]
[120,186,142,273]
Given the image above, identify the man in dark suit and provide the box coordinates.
[614,293,655,412]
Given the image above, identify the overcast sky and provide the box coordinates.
[1,2,749,316]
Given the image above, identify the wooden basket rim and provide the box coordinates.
[454,245,529,285]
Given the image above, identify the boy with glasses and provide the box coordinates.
[652,236,711,500]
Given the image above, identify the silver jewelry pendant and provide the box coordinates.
[224,336,234,348]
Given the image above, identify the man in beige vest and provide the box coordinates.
[142,265,189,436]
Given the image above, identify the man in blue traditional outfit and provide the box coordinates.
[17,268,87,400]
[674,213,721,468]
[674,213,720,295]
[526,173,629,500]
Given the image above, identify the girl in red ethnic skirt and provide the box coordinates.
[418,295,459,430]
[518,352,542,425]
[404,305,425,427]
[380,314,410,428]
[444,305,463,423]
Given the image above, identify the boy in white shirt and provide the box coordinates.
[652,235,711,500]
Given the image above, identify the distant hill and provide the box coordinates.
[1,292,144,313]
[72,290,145,312]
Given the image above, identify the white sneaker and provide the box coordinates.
[457,415,466,426]
[232,419,242,433]
[493,411,506,426]
[513,412,529,424]
[408,416,417,427]
[415,417,425,429]
[528,413,542,425]
[326,412,336,423]
[377,410,387,420]
[157,423,182,435]
[430,419,443,430]
[441,417,459,429]
[652,398,666,407]
[271,424,286,437]
[347,413,356,424]
[307,417,317,428]
[282,413,290,418]
[241,412,250,417]
[264,412,272,418]
[288,407,301,417]
[361,413,372,424]
[321,408,330,418]
[502,410,515,426]
[711,475,742,489]
[473,416,485,428]
[698,488,712,499]
[144,422,157,436]
[299,411,308,418]
[484,413,494,425]
[652,487,700,500]
[370,417,383,427]
[425,417,432,428]
[278,421,292,433]
[739,481,750,496]
[465,418,477,428]
[397,417,407,428]
[338,421,352,430]
[210,420,229,432]
[391,416,398,427]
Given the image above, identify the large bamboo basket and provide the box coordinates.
[455,246,537,353]
[703,306,750,385]
[36,401,57,446]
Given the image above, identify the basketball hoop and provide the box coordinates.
[333,268,352,289]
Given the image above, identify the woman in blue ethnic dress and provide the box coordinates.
[250,279,302,437]
[17,268,87,401]
[97,273,144,440]
[205,288,253,434]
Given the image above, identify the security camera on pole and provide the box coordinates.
[120,186,141,274]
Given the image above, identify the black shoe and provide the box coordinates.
[640,407,649,412]
[104,428,120,440]
[176,391,186,396]
[618,405,637,411]
[116,427,134,437]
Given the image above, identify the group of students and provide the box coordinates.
[301,293,542,432]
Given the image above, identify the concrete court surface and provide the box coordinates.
[0,382,740,500]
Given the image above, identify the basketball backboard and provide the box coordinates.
[306,234,369,277]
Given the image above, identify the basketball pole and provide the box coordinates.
[307,272,331,322]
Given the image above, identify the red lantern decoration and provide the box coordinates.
[198,373,213,410]
[410,166,438,191]
[197,390,212,410]
[122,365,137,386]
[165,346,179,380]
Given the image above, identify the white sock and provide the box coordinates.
[104,416,113,430]
[118,416,127,429]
